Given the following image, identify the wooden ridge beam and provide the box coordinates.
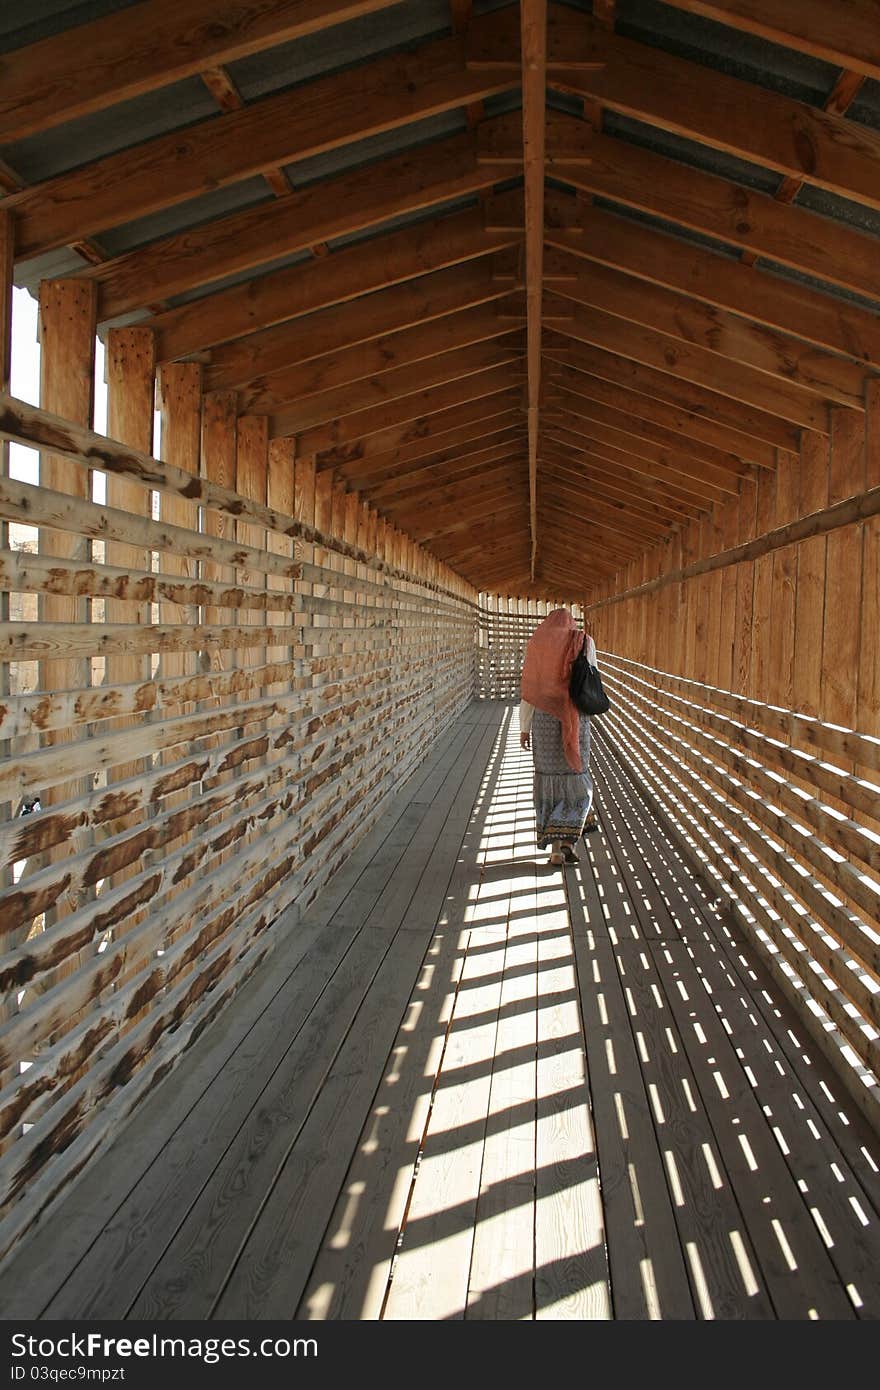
[551,125,880,305]
[549,7,880,215]
[546,294,829,433]
[547,249,872,411]
[543,192,880,368]
[5,11,519,259]
[542,332,802,451]
[237,301,524,415]
[521,0,548,581]
[658,1,880,84]
[270,336,524,437]
[0,1,406,144]
[151,202,522,364]
[88,132,521,327]
[204,255,519,392]
[541,351,777,468]
[289,364,526,453]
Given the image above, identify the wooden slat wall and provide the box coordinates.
[0,395,478,1262]
[588,398,880,1128]
[476,593,584,699]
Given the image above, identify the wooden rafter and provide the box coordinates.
[520,0,547,581]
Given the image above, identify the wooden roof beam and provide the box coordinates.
[549,7,880,215]
[658,1,880,84]
[5,10,520,258]
[542,431,732,507]
[337,428,527,491]
[545,377,752,476]
[546,294,829,434]
[547,251,872,412]
[87,129,521,325]
[542,332,802,451]
[543,408,743,494]
[152,202,522,364]
[270,336,524,436]
[312,391,524,467]
[0,2,409,144]
[289,363,525,452]
[521,0,548,582]
[550,123,880,306]
[541,344,778,467]
[238,302,524,415]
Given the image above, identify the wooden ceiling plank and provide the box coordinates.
[542,332,803,451]
[549,8,880,215]
[267,336,524,435]
[288,363,525,452]
[544,193,880,368]
[541,345,778,467]
[539,472,674,539]
[658,1,880,83]
[236,301,522,414]
[90,130,519,325]
[155,202,522,364]
[419,497,525,542]
[548,250,871,411]
[547,295,830,433]
[6,11,519,258]
[552,127,880,305]
[0,1,406,144]
[204,257,518,390]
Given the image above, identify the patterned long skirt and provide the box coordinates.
[531,709,594,850]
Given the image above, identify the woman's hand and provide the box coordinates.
[520,731,531,749]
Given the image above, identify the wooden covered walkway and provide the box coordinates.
[1,700,877,1321]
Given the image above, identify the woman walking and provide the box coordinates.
[519,609,597,866]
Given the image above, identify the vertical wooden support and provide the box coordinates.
[38,279,97,817]
[859,381,880,742]
[267,437,296,702]
[717,494,739,692]
[749,464,775,701]
[770,449,798,710]
[733,477,756,695]
[156,362,201,804]
[235,413,269,732]
[822,409,864,734]
[793,432,829,719]
[293,454,316,691]
[201,390,237,680]
[104,326,156,780]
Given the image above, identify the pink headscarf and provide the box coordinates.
[521,609,583,772]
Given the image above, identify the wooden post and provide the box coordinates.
[156,362,201,795]
[37,279,97,817]
[104,325,156,780]
[201,390,237,683]
[859,380,880,745]
[822,408,865,736]
[267,436,296,703]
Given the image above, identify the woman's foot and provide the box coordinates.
[561,844,578,863]
[548,841,564,865]
[583,811,599,834]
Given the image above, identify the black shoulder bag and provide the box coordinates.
[569,636,610,716]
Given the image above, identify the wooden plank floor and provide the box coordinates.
[2,700,879,1320]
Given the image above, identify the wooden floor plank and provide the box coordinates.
[127,719,501,1319]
